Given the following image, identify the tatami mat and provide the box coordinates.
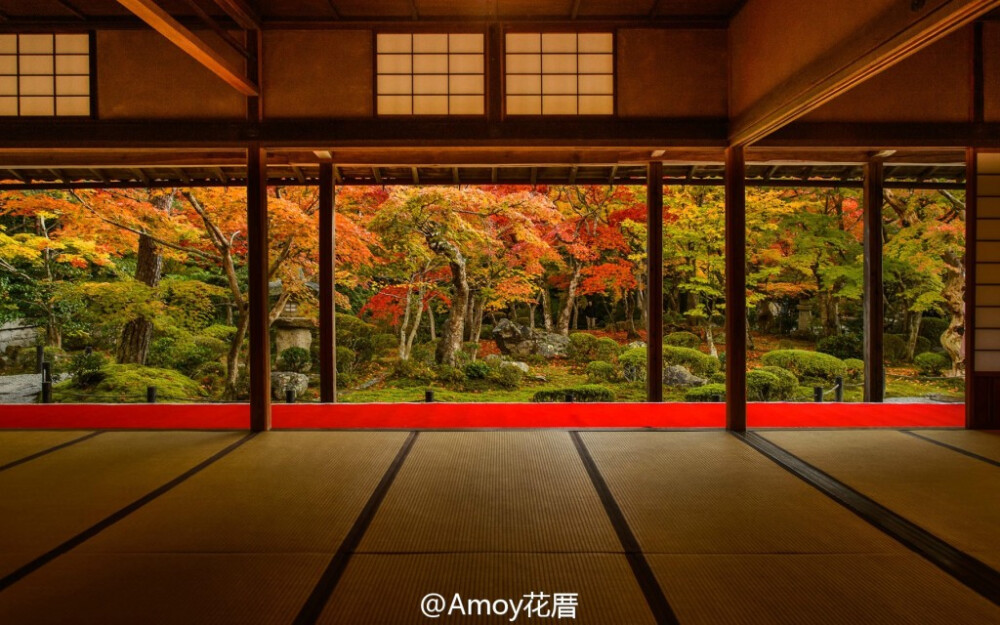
[0,432,408,625]
[651,553,1000,625]
[761,430,1000,570]
[909,429,1000,463]
[580,431,898,554]
[0,430,93,467]
[319,553,656,625]
[358,431,619,553]
[0,430,242,579]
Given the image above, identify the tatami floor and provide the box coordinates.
[0,428,998,624]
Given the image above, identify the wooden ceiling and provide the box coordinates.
[0,0,746,23]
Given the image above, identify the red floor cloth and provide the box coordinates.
[0,402,964,429]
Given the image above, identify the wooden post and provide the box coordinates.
[647,161,664,402]
[247,144,271,431]
[319,162,337,403]
[725,146,747,432]
[863,160,885,403]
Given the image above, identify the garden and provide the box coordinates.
[0,181,965,406]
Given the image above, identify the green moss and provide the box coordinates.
[54,364,204,403]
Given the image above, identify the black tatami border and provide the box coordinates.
[0,431,255,592]
[736,431,1000,607]
[570,431,681,625]
[0,431,104,473]
[901,430,1000,468]
[292,430,419,625]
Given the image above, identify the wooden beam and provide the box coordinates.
[730,0,1000,146]
[571,0,583,19]
[53,0,87,19]
[115,0,258,96]
[210,0,259,30]
[319,162,337,403]
[180,0,250,59]
[409,0,419,20]
[647,161,664,402]
[725,145,747,432]
[411,166,420,184]
[324,0,341,19]
[247,144,270,431]
[863,160,885,402]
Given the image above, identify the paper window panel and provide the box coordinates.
[55,34,89,54]
[0,36,15,54]
[0,97,15,115]
[449,95,483,114]
[449,54,484,74]
[413,95,448,114]
[449,34,484,53]
[56,96,89,116]
[0,33,90,117]
[19,35,53,54]
[412,54,448,74]
[19,96,54,116]
[0,56,15,75]
[413,74,449,95]
[505,32,613,116]
[376,32,485,115]
[413,34,448,53]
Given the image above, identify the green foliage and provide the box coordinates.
[760,349,846,382]
[533,385,614,403]
[487,363,524,389]
[148,331,227,377]
[585,360,617,383]
[664,331,700,348]
[336,313,381,363]
[278,347,311,373]
[594,337,621,361]
[884,334,907,363]
[568,332,598,362]
[463,361,489,380]
[409,340,439,365]
[684,383,726,402]
[914,351,950,376]
[816,334,862,359]
[201,324,237,342]
[749,366,799,401]
[709,372,726,384]
[619,347,646,382]
[336,346,357,375]
[55,364,203,403]
[392,357,435,382]
[843,358,864,382]
[433,364,466,384]
[68,351,108,388]
[663,345,719,377]
[919,317,949,343]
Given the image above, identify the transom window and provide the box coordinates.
[0,33,91,117]
[505,32,614,115]
[376,33,485,116]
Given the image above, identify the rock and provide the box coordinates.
[662,365,706,388]
[492,318,569,359]
[271,371,309,400]
[501,361,530,373]
[626,341,647,350]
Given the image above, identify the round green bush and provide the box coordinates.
[200,324,237,342]
[532,385,614,403]
[585,360,616,383]
[843,358,864,382]
[884,334,908,364]
[919,317,950,343]
[759,349,846,382]
[685,383,726,402]
[619,347,647,382]
[488,363,523,389]
[433,364,466,384]
[594,337,622,361]
[279,347,311,373]
[816,334,862,359]
[463,361,489,380]
[759,366,799,400]
[746,369,780,401]
[665,331,701,348]
[709,372,727,384]
[392,358,435,382]
[336,346,357,375]
[568,332,599,362]
[663,345,719,377]
[914,351,950,376]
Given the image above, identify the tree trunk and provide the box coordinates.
[471,297,485,343]
[556,264,582,336]
[224,306,249,399]
[463,293,475,341]
[422,226,469,366]
[528,302,537,330]
[428,307,436,341]
[540,287,553,332]
[117,233,163,364]
[940,252,965,376]
[905,310,923,362]
[705,323,717,357]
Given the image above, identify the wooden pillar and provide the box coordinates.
[725,146,747,432]
[863,160,885,403]
[247,144,271,431]
[647,161,664,402]
[319,163,337,403]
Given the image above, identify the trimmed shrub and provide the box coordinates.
[919,317,950,343]
[568,332,599,362]
[463,361,489,380]
[843,358,864,382]
[69,351,108,388]
[434,365,466,384]
[685,383,726,402]
[760,349,846,382]
[663,345,720,377]
[915,351,950,376]
[760,366,799,400]
[585,360,616,383]
[487,363,523,389]
[709,372,726,384]
[619,347,646,382]
[336,346,357,375]
[665,331,701,348]
[201,324,237,342]
[594,337,622,361]
[392,358,435,382]
[746,369,780,401]
[533,385,614,403]
[279,347,311,373]
[816,334,862,359]
[884,334,908,364]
